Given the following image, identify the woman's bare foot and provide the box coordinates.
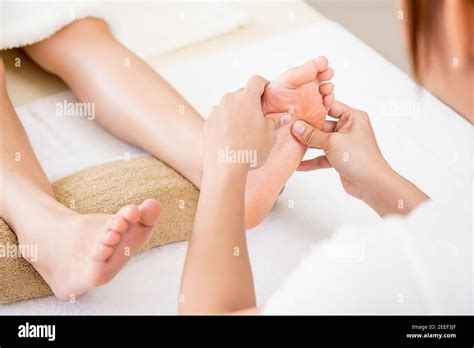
[17,199,161,301]
[262,56,334,129]
[244,57,335,228]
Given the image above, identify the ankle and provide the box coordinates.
[3,195,73,241]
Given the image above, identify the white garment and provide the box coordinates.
[263,198,472,314]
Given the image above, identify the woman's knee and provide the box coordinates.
[23,17,111,74]
[61,17,111,38]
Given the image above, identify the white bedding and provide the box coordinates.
[1,21,472,314]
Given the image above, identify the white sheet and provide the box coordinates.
[1,21,472,314]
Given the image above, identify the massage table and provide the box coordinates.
[0,2,471,314]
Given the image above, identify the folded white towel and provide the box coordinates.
[0,1,248,58]
[1,1,103,50]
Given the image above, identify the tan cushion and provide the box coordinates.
[0,155,198,303]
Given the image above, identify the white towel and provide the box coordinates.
[0,1,248,58]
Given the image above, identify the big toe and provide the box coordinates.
[291,56,330,87]
[314,56,329,72]
[285,56,326,86]
[138,199,161,227]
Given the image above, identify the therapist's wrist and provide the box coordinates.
[203,157,249,181]
[201,162,248,203]
[361,166,429,217]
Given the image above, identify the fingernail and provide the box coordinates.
[293,120,306,134]
[280,114,291,126]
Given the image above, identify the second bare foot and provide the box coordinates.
[17,199,161,301]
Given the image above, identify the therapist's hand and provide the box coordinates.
[204,75,278,171]
[290,100,429,216]
[291,101,390,199]
[183,75,277,315]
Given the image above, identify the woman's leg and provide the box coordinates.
[0,58,161,300]
[23,18,204,187]
[23,18,313,228]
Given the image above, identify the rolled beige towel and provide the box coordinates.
[0,155,199,303]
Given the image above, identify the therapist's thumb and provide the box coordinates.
[291,120,331,149]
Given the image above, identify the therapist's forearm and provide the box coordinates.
[179,164,256,314]
[362,166,430,217]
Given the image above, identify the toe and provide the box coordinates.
[319,82,334,96]
[93,244,115,261]
[138,199,161,227]
[314,56,329,72]
[317,67,334,83]
[107,216,128,233]
[102,231,122,246]
[118,204,140,224]
[323,93,335,109]
[286,59,319,87]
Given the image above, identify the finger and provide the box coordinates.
[297,155,332,171]
[245,75,269,97]
[328,100,351,119]
[291,120,331,149]
[265,115,280,130]
[317,67,334,83]
[265,113,292,129]
[321,120,337,133]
